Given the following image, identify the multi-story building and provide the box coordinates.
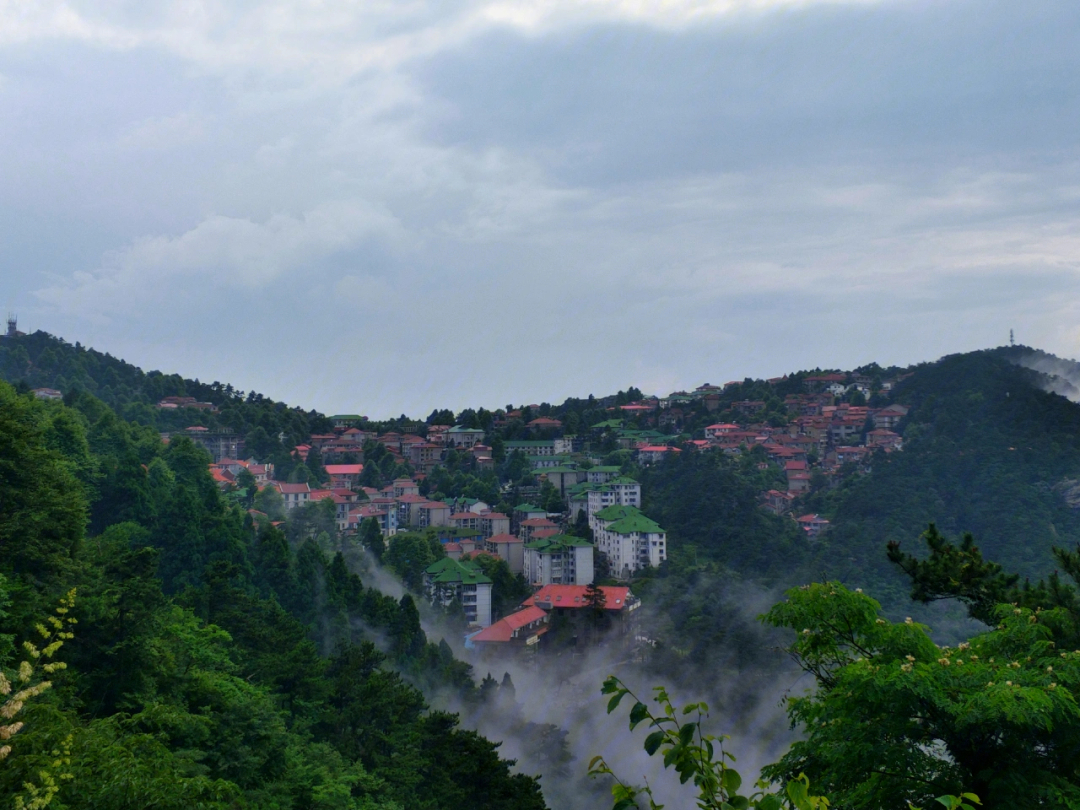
[424,558,493,627]
[523,534,594,587]
[585,477,641,521]
[594,510,666,579]
[485,533,524,574]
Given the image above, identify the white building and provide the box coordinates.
[423,558,493,627]
[277,482,311,510]
[523,535,594,587]
[585,477,642,523]
[593,508,667,579]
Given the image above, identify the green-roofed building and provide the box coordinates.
[537,465,586,495]
[592,504,641,523]
[331,414,367,428]
[595,509,667,580]
[583,476,642,531]
[523,534,594,587]
[423,557,493,627]
[446,425,486,448]
[591,419,624,430]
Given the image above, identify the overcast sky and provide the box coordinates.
[3,0,1080,417]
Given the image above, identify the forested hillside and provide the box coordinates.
[0,381,547,809]
[800,348,1080,605]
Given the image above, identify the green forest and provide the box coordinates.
[0,381,546,809]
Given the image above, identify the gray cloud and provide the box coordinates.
[3,0,1080,415]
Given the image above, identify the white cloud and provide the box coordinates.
[34,200,404,319]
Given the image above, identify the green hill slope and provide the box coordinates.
[808,347,1080,603]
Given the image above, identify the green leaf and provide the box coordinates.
[678,722,696,745]
[756,795,783,810]
[608,690,627,714]
[721,768,742,794]
[730,796,750,810]
[629,701,649,729]
[644,730,666,756]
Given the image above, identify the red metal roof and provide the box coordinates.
[524,584,633,611]
[471,606,549,643]
[326,464,364,474]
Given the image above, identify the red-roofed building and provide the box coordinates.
[637,446,680,465]
[762,489,795,516]
[519,517,558,543]
[527,417,563,430]
[469,606,549,651]
[325,464,364,490]
[797,513,830,540]
[522,584,641,644]
[866,429,903,450]
[704,423,740,439]
[524,584,637,612]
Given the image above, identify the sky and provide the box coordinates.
[3,0,1080,418]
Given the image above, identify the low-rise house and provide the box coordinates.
[277,482,311,510]
[636,445,679,465]
[31,388,63,400]
[523,535,594,586]
[797,513,830,540]
[762,489,796,516]
[392,478,420,498]
[424,558,493,627]
[704,423,740,440]
[446,426,486,447]
[787,472,811,494]
[866,429,903,450]
[325,464,364,490]
[448,511,481,531]
[873,403,910,430]
[522,584,640,643]
[331,415,366,429]
[349,503,398,535]
[527,417,563,431]
[469,605,549,653]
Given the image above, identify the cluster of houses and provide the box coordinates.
[193,369,913,643]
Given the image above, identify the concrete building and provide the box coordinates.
[523,534,594,587]
[424,558,493,627]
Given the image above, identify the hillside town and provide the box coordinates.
[110,368,904,656]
